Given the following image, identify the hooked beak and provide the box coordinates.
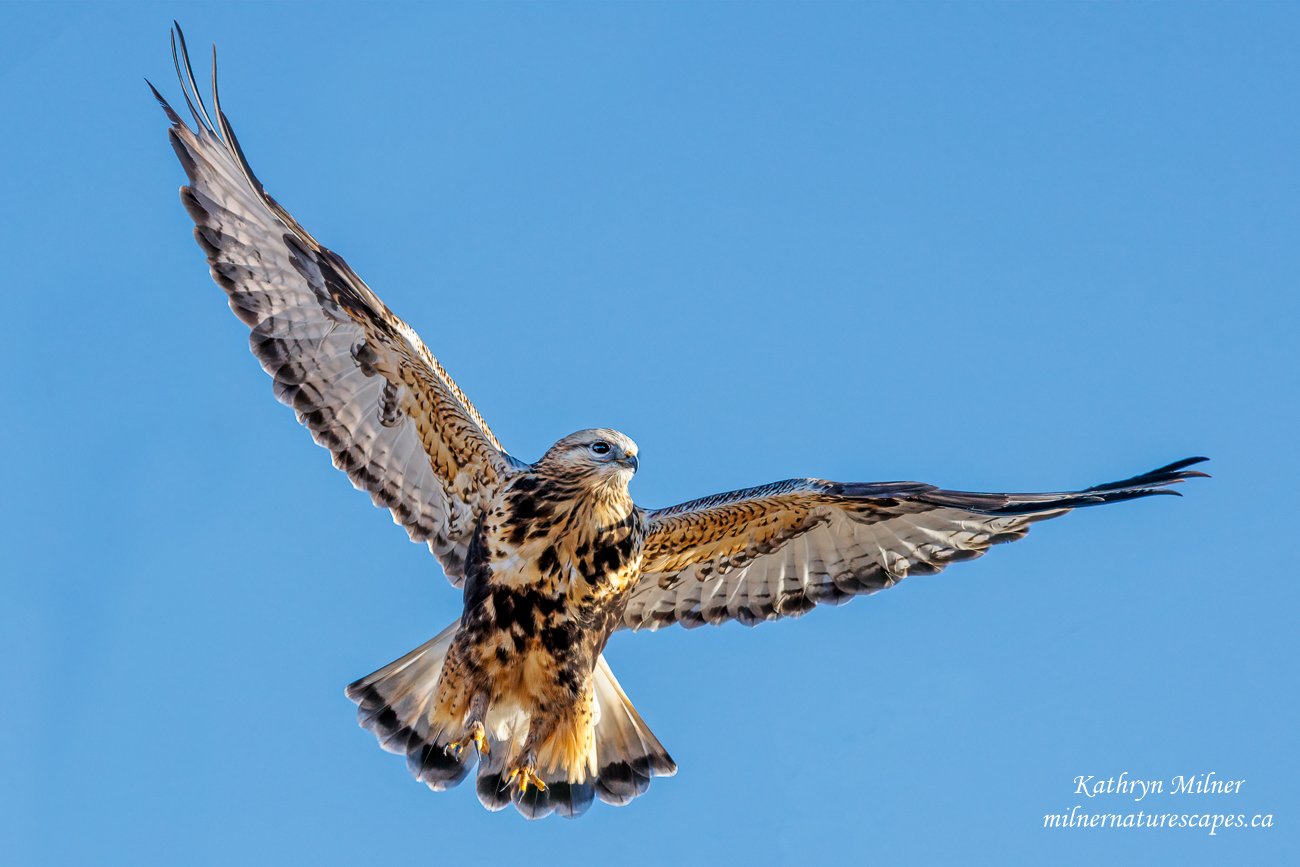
[620,453,639,473]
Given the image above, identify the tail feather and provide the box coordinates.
[345,622,476,791]
[508,777,598,820]
[477,656,675,818]
[474,740,598,818]
[590,656,677,806]
[346,626,676,818]
[474,748,513,813]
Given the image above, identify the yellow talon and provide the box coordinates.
[505,765,547,793]
[445,722,489,760]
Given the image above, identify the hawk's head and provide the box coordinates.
[538,428,640,483]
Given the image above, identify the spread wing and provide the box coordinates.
[623,458,1208,630]
[153,27,523,585]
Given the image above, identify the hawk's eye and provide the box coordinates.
[591,441,611,455]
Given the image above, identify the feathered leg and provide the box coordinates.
[507,684,598,794]
[506,714,552,794]
[445,690,491,760]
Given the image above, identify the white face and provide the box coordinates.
[546,428,639,479]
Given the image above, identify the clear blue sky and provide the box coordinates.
[4,2,1297,864]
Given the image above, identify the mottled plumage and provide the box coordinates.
[155,26,1207,820]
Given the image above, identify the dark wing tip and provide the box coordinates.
[917,456,1208,517]
[1085,456,1211,493]
[170,21,216,134]
[144,78,185,125]
[1144,455,1211,476]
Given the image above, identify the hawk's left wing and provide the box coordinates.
[152,27,523,585]
[622,458,1208,630]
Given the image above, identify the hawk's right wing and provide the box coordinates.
[624,458,1208,630]
[153,26,523,585]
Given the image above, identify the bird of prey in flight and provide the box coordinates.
[152,25,1207,819]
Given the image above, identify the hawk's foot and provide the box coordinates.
[444,720,489,760]
[505,763,547,793]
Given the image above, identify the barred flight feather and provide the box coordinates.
[151,39,517,585]
[625,458,1209,630]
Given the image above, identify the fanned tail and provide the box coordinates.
[590,656,677,805]
[488,655,677,819]
[344,622,477,792]
[346,634,677,819]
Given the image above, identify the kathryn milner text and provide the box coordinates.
[1074,772,1244,803]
